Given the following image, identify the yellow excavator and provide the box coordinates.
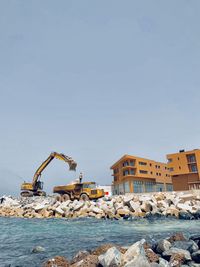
[20,152,77,197]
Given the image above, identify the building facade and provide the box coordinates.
[167,149,200,191]
[111,154,172,195]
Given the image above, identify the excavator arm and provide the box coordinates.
[21,152,77,197]
[32,152,77,188]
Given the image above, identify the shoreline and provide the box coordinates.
[0,191,200,220]
[42,232,200,267]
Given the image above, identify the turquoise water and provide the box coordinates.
[0,217,200,267]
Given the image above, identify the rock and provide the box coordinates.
[188,261,200,267]
[73,202,85,211]
[91,207,104,214]
[124,254,151,267]
[156,239,172,254]
[177,203,194,213]
[193,210,200,219]
[55,206,65,215]
[32,245,45,253]
[145,248,159,263]
[168,233,187,243]
[117,208,130,217]
[179,211,195,220]
[173,240,199,254]
[71,250,90,264]
[43,256,69,267]
[159,257,170,267]
[122,239,146,265]
[34,203,49,211]
[92,243,126,256]
[169,253,187,267]
[190,234,200,247]
[165,207,179,217]
[129,200,141,211]
[180,194,196,201]
[98,247,122,267]
[123,195,133,204]
[70,255,99,267]
[163,248,191,261]
[192,250,200,263]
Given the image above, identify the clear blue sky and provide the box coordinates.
[0,0,200,195]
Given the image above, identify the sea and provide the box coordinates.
[0,217,200,267]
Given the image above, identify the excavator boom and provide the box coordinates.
[21,152,77,197]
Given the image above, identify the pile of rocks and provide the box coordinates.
[0,191,200,220]
[43,232,200,267]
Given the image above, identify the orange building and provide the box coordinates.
[167,149,200,191]
[111,154,172,194]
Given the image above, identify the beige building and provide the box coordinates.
[111,154,172,194]
[167,149,200,191]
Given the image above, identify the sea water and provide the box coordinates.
[0,217,200,267]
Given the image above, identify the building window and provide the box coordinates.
[139,170,148,174]
[158,165,160,169]
[114,168,119,174]
[124,182,130,193]
[119,183,125,194]
[145,181,155,192]
[168,158,172,163]
[155,165,157,168]
[123,170,129,176]
[150,163,152,166]
[190,164,198,173]
[122,161,129,167]
[187,154,196,163]
[130,169,135,175]
[130,160,135,166]
[179,166,181,170]
[159,173,161,176]
[133,180,143,193]
[156,183,164,192]
[166,184,173,191]
[114,176,118,181]
[169,168,174,172]
[150,171,153,175]
[139,161,147,166]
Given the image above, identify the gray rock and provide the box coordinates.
[31,246,45,253]
[71,250,90,264]
[179,211,195,220]
[98,247,122,267]
[192,250,200,263]
[163,247,191,261]
[124,254,150,267]
[122,239,146,265]
[173,240,199,254]
[188,261,200,267]
[156,239,171,254]
[159,258,170,267]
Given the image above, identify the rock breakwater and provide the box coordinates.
[43,232,200,267]
[0,191,200,220]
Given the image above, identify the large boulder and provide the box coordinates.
[156,239,172,254]
[173,240,199,254]
[179,211,195,220]
[192,250,200,263]
[43,256,69,267]
[124,254,151,267]
[98,247,122,267]
[71,250,90,265]
[162,248,191,261]
[122,239,146,265]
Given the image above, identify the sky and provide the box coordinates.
[0,0,200,195]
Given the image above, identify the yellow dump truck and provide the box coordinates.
[53,181,105,201]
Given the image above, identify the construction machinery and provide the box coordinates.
[53,175,105,201]
[20,152,77,197]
